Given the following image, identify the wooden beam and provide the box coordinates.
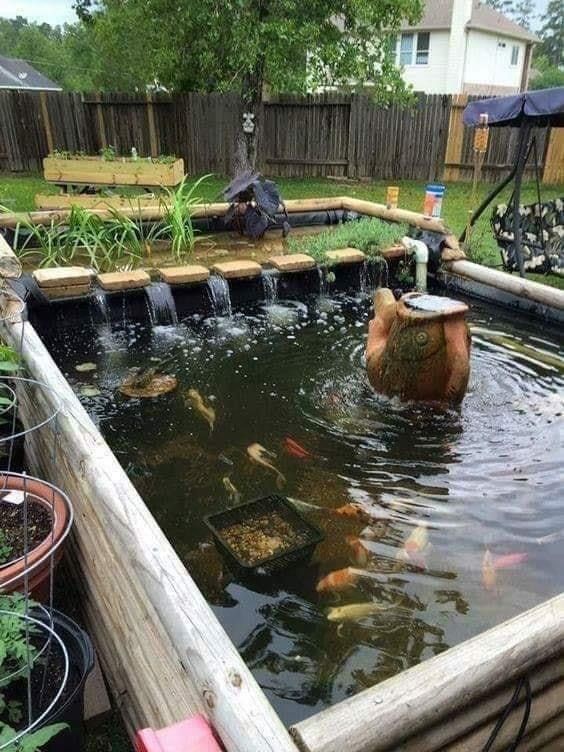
[265,158,349,166]
[445,259,564,311]
[39,91,54,155]
[0,269,297,752]
[341,197,449,234]
[290,595,564,752]
[443,94,468,183]
[542,128,564,185]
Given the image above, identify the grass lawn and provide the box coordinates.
[1,171,563,286]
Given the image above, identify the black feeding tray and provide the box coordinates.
[204,495,324,574]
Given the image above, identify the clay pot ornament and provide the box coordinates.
[366,290,471,404]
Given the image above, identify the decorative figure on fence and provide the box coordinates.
[365,290,471,404]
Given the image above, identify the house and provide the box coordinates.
[396,0,540,95]
[0,55,62,91]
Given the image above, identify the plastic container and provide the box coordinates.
[423,183,446,218]
[205,495,324,574]
[135,715,223,752]
[39,610,95,752]
[386,186,399,209]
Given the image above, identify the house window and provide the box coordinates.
[511,45,519,66]
[416,32,430,64]
[399,33,414,66]
[397,32,429,66]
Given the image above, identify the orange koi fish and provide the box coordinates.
[346,535,370,567]
[482,549,497,591]
[316,567,359,593]
[333,503,367,520]
[396,524,430,569]
[493,552,528,570]
[283,437,313,460]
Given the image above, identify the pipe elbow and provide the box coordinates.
[401,236,429,263]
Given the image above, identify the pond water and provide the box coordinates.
[43,287,564,726]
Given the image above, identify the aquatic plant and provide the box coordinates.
[287,218,408,264]
[156,175,210,260]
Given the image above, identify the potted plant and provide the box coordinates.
[0,593,94,752]
[43,150,185,188]
[0,473,73,601]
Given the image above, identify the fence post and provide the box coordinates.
[443,94,468,182]
[346,95,357,179]
[95,92,107,149]
[542,128,564,185]
[146,93,159,158]
[39,91,54,155]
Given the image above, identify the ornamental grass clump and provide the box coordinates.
[287,217,408,264]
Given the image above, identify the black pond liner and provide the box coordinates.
[38,609,95,752]
[205,495,325,576]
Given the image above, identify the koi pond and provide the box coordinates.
[40,281,564,726]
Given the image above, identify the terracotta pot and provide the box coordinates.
[0,473,73,600]
[366,290,471,404]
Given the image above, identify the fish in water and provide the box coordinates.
[186,389,216,434]
[326,598,398,623]
[493,552,528,569]
[397,525,430,569]
[247,443,286,489]
[346,535,370,567]
[482,549,497,591]
[287,497,324,514]
[333,503,367,520]
[222,476,241,505]
[535,530,564,545]
[317,567,359,593]
[283,437,313,460]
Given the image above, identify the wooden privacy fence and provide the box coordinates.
[0,90,560,183]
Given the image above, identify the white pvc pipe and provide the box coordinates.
[402,236,429,292]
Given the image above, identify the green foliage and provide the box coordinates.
[155,175,210,260]
[287,218,408,263]
[483,0,535,28]
[0,531,12,566]
[529,54,564,90]
[538,0,563,67]
[99,145,116,162]
[396,258,414,286]
[0,594,67,751]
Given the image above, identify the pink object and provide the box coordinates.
[493,552,529,570]
[135,715,223,752]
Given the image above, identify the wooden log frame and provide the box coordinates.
[34,193,159,211]
[0,235,563,752]
[0,196,450,235]
[42,156,185,188]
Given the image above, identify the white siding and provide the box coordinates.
[398,30,451,93]
[463,30,525,92]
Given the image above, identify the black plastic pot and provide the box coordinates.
[39,610,95,752]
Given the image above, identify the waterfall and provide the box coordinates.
[261,270,279,304]
[318,267,329,297]
[359,260,369,295]
[91,289,111,326]
[207,275,232,317]
[144,282,178,326]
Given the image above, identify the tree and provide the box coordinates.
[512,0,535,29]
[79,0,423,169]
[538,0,564,67]
[529,54,564,89]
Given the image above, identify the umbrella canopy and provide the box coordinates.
[463,88,564,128]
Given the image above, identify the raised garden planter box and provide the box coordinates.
[43,156,185,188]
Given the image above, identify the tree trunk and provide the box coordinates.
[233,56,265,175]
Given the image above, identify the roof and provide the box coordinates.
[0,56,62,91]
[401,0,540,43]
[463,88,564,128]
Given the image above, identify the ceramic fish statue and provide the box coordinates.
[326,598,398,623]
[493,552,528,570]
[482,549,497,592]
[283,437,313,460]
[247,443,286,489]
[346,535,371,567]
[186,389,216,434]
[222,476,241,505]
[316,567,359,593]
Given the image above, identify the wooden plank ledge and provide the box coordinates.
[159,265,209,285]
[325,248,365,265]
[268,254,316,272]
[211,261,262,279]
[34,266,93,288]
[97,270,151,291]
